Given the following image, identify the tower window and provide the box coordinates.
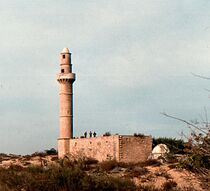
[61,69,64,73]
[62,55,65,59]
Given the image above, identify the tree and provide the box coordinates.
[162,112,210,175]
[153,137,185,154]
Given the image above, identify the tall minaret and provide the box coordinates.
[57,48,75,158]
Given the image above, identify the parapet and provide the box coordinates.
[57,73,76,82]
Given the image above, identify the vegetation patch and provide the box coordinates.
[0,163,136,191]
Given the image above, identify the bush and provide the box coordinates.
[83,157,98,165]
[45,148,57,155]
[162,112,210,175]
[169,154,179,163]
[0,162,137,191]
[153,137,185,154]
[31,151,47,157]
[134,133,145,138]
[126,167,149,178]
[179,154,210,171]
[100,160,118,171]
[178,132,210,173]
[90,175,136,191]
[103,132,111,136]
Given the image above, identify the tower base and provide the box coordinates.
[58,138,70,158]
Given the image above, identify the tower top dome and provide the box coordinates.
[61,47,70,54]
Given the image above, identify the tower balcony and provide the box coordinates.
[57,73,76,83]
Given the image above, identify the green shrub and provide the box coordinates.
[45,148,57,155]
[153,137,185,154]
[179,154,210,171]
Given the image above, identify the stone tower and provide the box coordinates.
[57,48,76,158]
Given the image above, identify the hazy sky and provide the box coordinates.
[1,1,210,154]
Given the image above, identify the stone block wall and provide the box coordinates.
[69,135,152,162]
[119,136,152,163]
[70,135,120,161]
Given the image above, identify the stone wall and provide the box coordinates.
[119,136,152,163]
[69,135,152,162]
[70,135,120,161]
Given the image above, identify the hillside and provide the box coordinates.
[0,153,208,191]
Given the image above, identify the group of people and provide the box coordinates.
[84,131,97,138]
